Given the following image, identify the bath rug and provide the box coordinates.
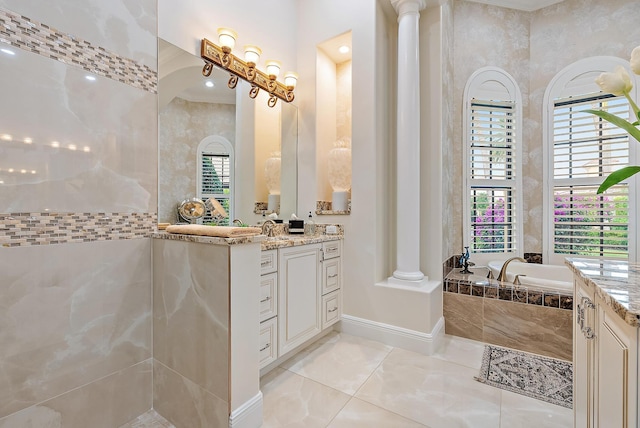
[475,344,573,408]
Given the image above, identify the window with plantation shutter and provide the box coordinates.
[463,67,523,257]
[543,57,639,264]
[551,94,630,259]
[197,136,234,226]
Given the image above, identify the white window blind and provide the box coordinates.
[468,100,518,253]
[551,93,630,259]
[201,153,230,225]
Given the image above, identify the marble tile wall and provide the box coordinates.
[0,240,153,423]
[0,0,157,425]
[152,239,231,427]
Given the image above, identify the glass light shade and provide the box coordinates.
[265,60,281,78]
[217,28,237,50]
[328,139,352,192]
[284,72,298,89]
[264,152,281,195]
[244,45,262,64]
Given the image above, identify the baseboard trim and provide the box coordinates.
[339,314,444,355]
[229,391,263,428]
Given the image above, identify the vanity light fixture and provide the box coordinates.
[201,28,297,107]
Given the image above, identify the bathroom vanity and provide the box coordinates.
[259,236,342,371]
[566,258,640,428]
[151,228,343,427]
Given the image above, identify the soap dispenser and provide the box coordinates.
[305,211,315,235]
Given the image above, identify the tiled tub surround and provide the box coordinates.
[1,212,156,247]
[443,270,573,361]
[565,258,640,327]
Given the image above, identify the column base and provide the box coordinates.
[392,270,426,282]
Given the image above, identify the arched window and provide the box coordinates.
[543,57,639,263]
[463,67,523,257]
[197,135,234,225]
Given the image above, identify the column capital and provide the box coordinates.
[390,0,427,16]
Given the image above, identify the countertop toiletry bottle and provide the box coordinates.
[306,211,315,235]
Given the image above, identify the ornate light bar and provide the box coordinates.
[200,29,297,108]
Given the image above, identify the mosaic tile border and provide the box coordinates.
[0,7,157,93]
[1,212,157,247]
[444,272,573,311]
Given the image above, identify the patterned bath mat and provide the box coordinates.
[475,344,573,408]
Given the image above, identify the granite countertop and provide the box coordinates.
[152,230,342,250]
[565,258,640,327]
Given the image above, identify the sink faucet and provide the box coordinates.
[497,257,527,282]
[261,219,276,237]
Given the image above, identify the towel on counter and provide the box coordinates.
[165,224,262,238]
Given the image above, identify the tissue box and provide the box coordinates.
[289,219,304,234]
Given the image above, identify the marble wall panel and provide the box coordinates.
[159,98,235,224]
[0,1,157,70]
[483,299,572,361]
[0,45,157,213]
[153,239,230,402]
[153,359,228,428]
[0,359,152,428]
[443,292,484,341]
[0,239,152,418]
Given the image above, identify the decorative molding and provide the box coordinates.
[0,7,157,93]
[0,212,157,247]
[228,391,263,428]
[339,314,445,355]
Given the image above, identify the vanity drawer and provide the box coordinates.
[322,258,341,295]
[260,249,277,275]
[322,290,341,329]
[259,272,278,322]
[259,317,278,369]
[322,241,341,260]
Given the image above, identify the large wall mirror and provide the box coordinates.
[158,38,298,225]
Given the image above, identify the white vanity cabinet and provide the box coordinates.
[278,243,322,355]
[574,276,639,428]
[258,239,343,371]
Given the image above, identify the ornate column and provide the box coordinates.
[391,0,427,283]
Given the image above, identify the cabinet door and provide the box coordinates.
[278,244,321,356]
[597,304,637,428]
[574,281,595,428]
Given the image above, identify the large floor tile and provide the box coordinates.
[280,332,393,395]
[327,398,428,428]
[260,367,350,428]
[500,390,573,428]
[431,334,486,370]
[355,348,501,428]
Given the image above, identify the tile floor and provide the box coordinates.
[260,332,573,428]
[124,332,573,428]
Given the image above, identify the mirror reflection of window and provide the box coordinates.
[198,136,234,225]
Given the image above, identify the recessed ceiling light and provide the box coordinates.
[68,144,77,151]
[51,141,60,148]
[1,134,12,141]
[0,48,15,56]
[338,45,350,54]
[23,137,32,144]
[205,81,215,88]
[20,169,26,174]
[8,168,14,173]
[85,75,96,81]
[83,146,91,153]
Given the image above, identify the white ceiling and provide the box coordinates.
[465,0,565,12]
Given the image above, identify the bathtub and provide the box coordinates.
[487,260,573,293]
